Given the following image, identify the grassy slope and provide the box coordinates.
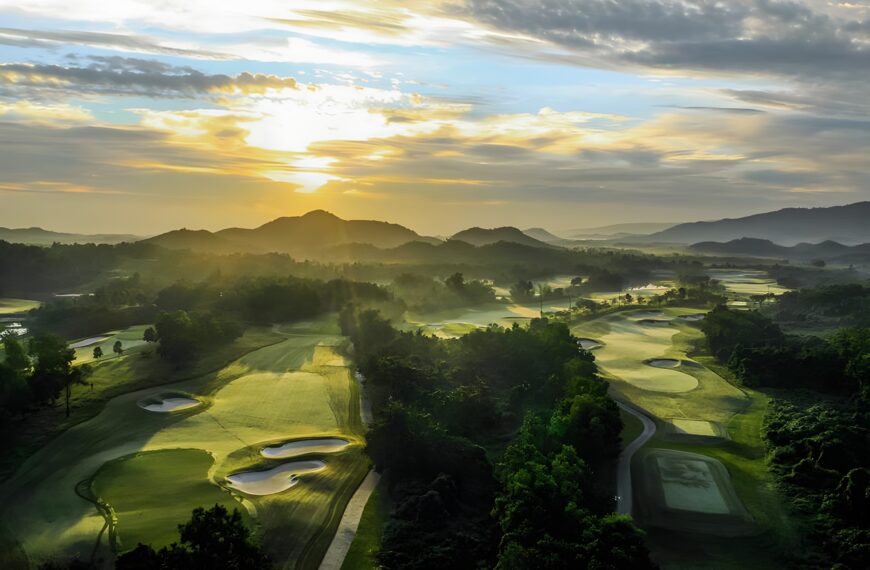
[0,317,367,570]
[0,326,286,482]
[340,485,393,570]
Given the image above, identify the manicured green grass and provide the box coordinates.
[91,449,248,551]
[340,485,393,570]
[0,317,368,570]
[0,298,40,315]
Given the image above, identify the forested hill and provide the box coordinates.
[642,201,870,245]
[450,226,554,248]
[143,210,439,255]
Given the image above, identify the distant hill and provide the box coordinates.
[567,222,676,240]
[142,229,242,254]
[451,226,555,248]
[522,227,582,247]
[690,237,870,264]
[644,202,870,245]
[0,227,140,246]
[144,210,439,256]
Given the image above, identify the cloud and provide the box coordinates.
[461,1,870,91]
[0,59,298,99]
[0,27,224,59]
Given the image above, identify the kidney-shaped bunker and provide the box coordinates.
[226,460,327,495]
[138,396,201,413]
[261,438,350,459]
[647,358,681,368]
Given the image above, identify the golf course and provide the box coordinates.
[573,306,798,568]
[0,316,369,569]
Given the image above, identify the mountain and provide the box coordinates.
[142,229,242,254]
[143,210,439,256]
[644,202,870,246]
[690,237,870,264]
[0,227,140,246]
[566,222,676,240]
[450,226,555,248]
[522,227,586,247]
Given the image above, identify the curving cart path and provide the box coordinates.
[318,371,380,570]
[615,401,656,516]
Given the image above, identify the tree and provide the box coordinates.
[509,280,534,303]
[143,326,158,343]
[27,334,88,417]
[115,504,270,570]
[93,346,103,359]
[445,272,465,293]
[113,340,124,356]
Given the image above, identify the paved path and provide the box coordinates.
[616,401,656,516]
[318,370,379,570]
[318,469,381,570]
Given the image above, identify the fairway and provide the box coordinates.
[405,300,570,337]
[670,419,721,437]
[0,298,40,315]
[91,449,248,551]
[0,317,368,569]
[706,269,790,296]
[73,325,152,363]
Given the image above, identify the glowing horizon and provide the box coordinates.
[1,1,868,235]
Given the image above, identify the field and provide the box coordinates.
[0,317,368,570]
[573,307,798,568]
[0,298,40,315]
[404,299,570,337]
[72,325,151,363]
[706,269,791,296]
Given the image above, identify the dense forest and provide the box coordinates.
[701,302,869,568]
[341,307,656,569]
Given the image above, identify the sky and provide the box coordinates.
[0,1,869,236]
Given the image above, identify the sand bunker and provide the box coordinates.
[638,319,671,327]
[647,359,680,368]
[261,438,349,459]
[139,396,201,413]
[678,313,706,322]
[577,338,603,350]
[226,460,327,495]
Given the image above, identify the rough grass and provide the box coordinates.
[0,298,40,315]
[340,485,393,570]
[0,317,368,570]
[620,408,645,446]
